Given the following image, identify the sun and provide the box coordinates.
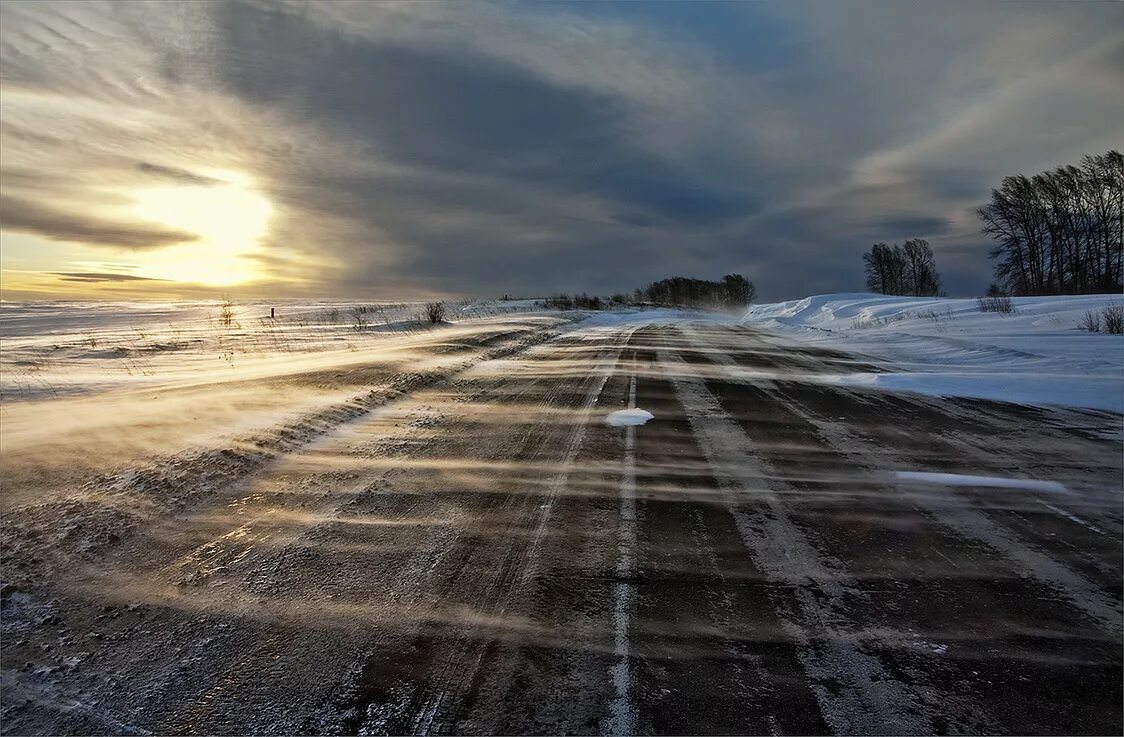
[128,170,272,287]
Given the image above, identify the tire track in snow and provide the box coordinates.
[517,337,630,574]
[603,371,638,737]
[119,334,597,735]
[688,328,1122,635]
[659,348,932,735]
[329,337,612,735]
[798,400,1123,632]
[4,325,566,597]
[368,331,635,735]
[298,357,581,735]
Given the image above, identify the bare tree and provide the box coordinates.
[864,241,938,295]
[980,150,1123,295]
[901,238,941,296]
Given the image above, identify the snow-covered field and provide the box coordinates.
[0,298,546,401]
[0,298,574,509]
[0,299,706,401]
[744,293,1124,412]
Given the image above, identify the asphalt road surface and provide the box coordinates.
[3,321,1121,735]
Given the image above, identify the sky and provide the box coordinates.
[1,0,1121,302]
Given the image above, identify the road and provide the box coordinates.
[2,320,1121,735]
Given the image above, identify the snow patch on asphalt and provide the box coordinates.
[606,408,654,427]
[893,471,1068,494]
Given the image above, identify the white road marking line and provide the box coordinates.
[604,373,638,736]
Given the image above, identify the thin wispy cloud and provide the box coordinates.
[53,272,168,283]
[0,195,200,249]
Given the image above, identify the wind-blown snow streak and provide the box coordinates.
[1037,502,1106,536]
[520,332,635,565]
[659,349,932,736]
[392,332,635,736]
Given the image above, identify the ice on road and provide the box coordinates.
[893,471,1069,494]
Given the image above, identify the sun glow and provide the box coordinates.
[128,170,272,287]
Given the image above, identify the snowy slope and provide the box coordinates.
[744,293,1124,412]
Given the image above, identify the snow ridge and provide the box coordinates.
[744,292,1124,411]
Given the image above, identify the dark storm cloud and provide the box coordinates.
[203,1,753,231]
[0,195,199,249]
[865,217,952,239]
[909,166,996,202]
[1,0,1120,298]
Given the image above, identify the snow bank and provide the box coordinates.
[744,293,1124,412]
[606,408,655,427]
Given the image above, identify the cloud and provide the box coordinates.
[0,195,199,250]
[135,162,225,186]
[0,0,1120,299]
[202,4,754,228]
[53,271,168,283]
[865,217,952,239]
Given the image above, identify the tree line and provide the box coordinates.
[541,293,610,310]
[537,275,754,312]
[636,274,755,310]
[979,150,1123,295]
[862,239,942,296]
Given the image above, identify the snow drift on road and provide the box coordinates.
[744,293,1124,412]
[605,408,655,427]
[892,471,1068,494]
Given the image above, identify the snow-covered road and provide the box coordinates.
[2,310,1121,735]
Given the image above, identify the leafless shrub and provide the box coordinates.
[219,300,235,328]
[1102,304,1124,335]
[425,301,446,324]
[1080,310,1101,332]
[849,312,906,330]
[915,307,953,333]
[352,306,369,332]
[977,295,1014,314]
